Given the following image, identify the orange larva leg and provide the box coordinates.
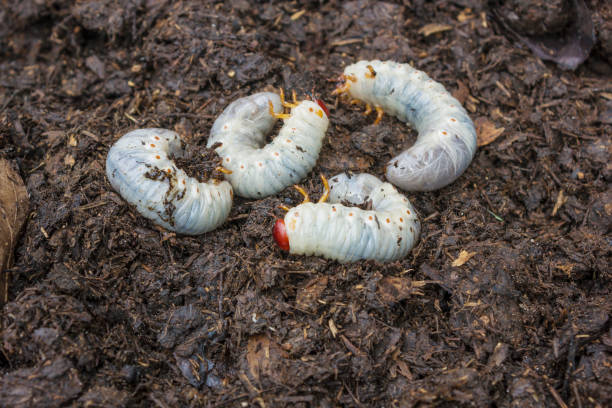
[280,88,298,109]
[332,74,353,96]
[278,205,290,212]
[364,103,372,116]
[365,65,376,79]
[318,173,330,204]
[216,166,233,175]
[374,106,384,125]
[269,100,291,119]
[293,185,310,204]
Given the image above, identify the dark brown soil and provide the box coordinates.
[1,1,610,407]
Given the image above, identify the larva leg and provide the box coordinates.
[374,106,384,125]
[294,185,310,204]
[269,100,291,119]
[317,173,330,204]
[280,88,299,109]
[215,166,233,175]
[364,103,372,116]
[331,74,357,96]
[365,65,376,79]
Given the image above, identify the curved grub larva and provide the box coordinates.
[273,173,420,262]
[334,60,477,192]
[207,91,330,198]
[106,128,233,235]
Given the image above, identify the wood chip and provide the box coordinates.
[475,117,505,146]
[452,250,476,267]
[328,319,338,338]
[551,190,567,216]
[290,9,306,20]
[418,23,452,36]
[377,276,426,303]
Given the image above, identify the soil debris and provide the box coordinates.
[0,0,610,406]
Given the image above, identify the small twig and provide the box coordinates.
[547,384,568,408]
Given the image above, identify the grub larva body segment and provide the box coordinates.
[106,128,232,235]
[282,173,420,263]
[340,60,477,191]
[208,92,329,198]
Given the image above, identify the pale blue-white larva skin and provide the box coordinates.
[284,173,420,262]
[342,60,477,191]
[207,92,329,198]
[106,128,233,235]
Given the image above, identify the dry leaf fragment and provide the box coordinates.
[0,159,29,303]
[246,335,287,383]
[328,319,338,338]
[457,8,475,23]
[475,117,505,146]
[551,190,567,216]
[296,275,328,311]
[377,276,426,304]
[452,250,476,267]
[452,80,470,104]
[290,9,306,20]
[64,154,76,167]
[418,23,452,36]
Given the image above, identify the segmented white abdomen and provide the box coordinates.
[341,60,477,191]
[106,128,233,235]
[284,173,420,262]
[207,92,329,198]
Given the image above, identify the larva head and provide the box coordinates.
[273,219,290,251]
[314,99,329,117]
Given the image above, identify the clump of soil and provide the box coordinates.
[172,142,225,183]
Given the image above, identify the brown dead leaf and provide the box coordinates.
[475,117,505,146]
[395,360,413,381]
[0,159,29,303]
[452,250,476,267]
[377,276,426,304]
[296,275,327,311]
[452,80,470,104]
[418,23,452,36]
[246,334,287,383]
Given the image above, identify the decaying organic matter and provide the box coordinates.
[0,1,610,407]
[0,159,28,303]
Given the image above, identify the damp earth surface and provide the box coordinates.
[0,1,610,407]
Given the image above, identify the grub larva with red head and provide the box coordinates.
[207,91,329,198]
[273,173,420,262]
[334,60,477,192]
[106,128,233,235]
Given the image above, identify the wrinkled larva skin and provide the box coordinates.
[284,173,420,262]
[207,92,329,198]
[106,128,233,235]
[342,60,477,191]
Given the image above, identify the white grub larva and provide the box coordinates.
[207,91,330,198]
[106,128,233,235]
[273,173,420,263]
[334,60,477,192]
